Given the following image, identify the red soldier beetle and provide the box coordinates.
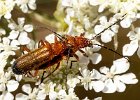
[12,14,127,82]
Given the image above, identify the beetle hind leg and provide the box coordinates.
[41,62,60,83]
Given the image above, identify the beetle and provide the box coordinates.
[12,14,127,81]
[12,33,92,75]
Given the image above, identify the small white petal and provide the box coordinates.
[84,83,89,91]
[91,81,105,92]
[123,40,138,56]
[0,29,6,35]
[101,30,114,43]
[37,90,47,100]
[24,24,33,32]
[21,5,28,13]
[0,92,14,100]
[119,73,138,84]
[98,4,106,12]
[18,32,30,45]
[100,66,109,74]
[99,16,107,25]
[94,97,102,100]
[89,0,100,6]
[111,58,130,74]
[22,84,32,94]
[16,93,28,100]
[11,40,20,46]
[8,23,17,30]
[28,3,36,10]
[8,31,19,39]
[89,53,102,64]
[94,25,104,34]
[102,79,116,93]
[114,76,126,92]
[4,12,11,19]
[92,69,101,79]
[62,0,72,6]
[120,17,131,28]
[15,75,22,81]
[3,37,10,45]
[81,68,90,77]
[45,34,55,43]
[0,84,6,91]
[7,80,19,92]
[18,18,25,25]
[111,25,119,33]
[49,91,57,100]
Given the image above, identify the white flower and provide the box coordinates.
[0,91,14,100]
[0,0,15,19]
[123,40,138,56]
[38,82,55,96]
[8,17,33,45]
[16,84,46,100]
[0,71,19,100]
[99,58,138,93]
[120,1,140,28]
[77,45,102,67]
[78,68,104,92]
[16,0,36,13]
[0,28,6,36]
[123,27,140,57]
[0,37,19,51]
[67,76,80,88]
[94,16,119,43]
[58,88,79,100]
[0,71,19,92]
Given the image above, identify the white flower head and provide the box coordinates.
[0,91,14,100]
[16,0,36,13]
[0,71,19,93]
[16,84,46,100]
[8,17,33,45]
[78,68,104,92]
[123,40,138,56]
[99,58,138,93]
[94,16,119,43]
[58,88,79,100]
[125,27,140,57]
[67,77,80,88]
[0,0,15,19]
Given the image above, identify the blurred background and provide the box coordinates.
[12,0,140,100]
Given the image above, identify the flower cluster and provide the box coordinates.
[78,58,138,93]
[0,0,140,100]
[0,0,36,99]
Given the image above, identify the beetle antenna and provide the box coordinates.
[93,43,130,62]
[92,14,127,40]
[34,26,66,41]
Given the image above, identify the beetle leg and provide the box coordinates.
[41,62,60,83]
[69,60,77,69]
[73,54,79,60]
[79,49,88,57]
